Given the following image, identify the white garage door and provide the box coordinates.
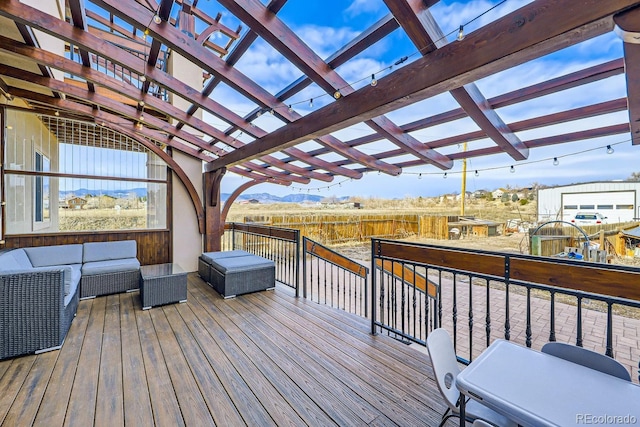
[561,191,635,223]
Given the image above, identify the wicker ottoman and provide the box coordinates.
[140,263,187,309]
[208,254,275,298]
[198,250,252,284]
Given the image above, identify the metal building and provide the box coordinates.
[537,182,640,224]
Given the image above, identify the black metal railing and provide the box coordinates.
[371,238,640,382]
[223,223,300,293]
[302,237,368,317]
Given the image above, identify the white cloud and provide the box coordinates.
[345,0,385,18]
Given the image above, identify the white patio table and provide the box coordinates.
[455,339,640,427]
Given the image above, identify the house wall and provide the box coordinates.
[171,150,202,271]
[4,109,60,234]
[168,51,204,272]
[537,182,640,223]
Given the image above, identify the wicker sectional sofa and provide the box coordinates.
[0,240,140,360]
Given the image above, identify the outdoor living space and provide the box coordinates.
[0,274,452,426]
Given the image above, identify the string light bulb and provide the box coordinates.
[606,145,614,154]
[457,25,465,41]
[475,170,479,177]
[54,110,60,116]
[140,75,147,82]
[269,109,274,115]
[443,172,447,179]
[309,98,313,108]
[288,105,293,113]
[510,165,515,173]
[144,28,149,36]
[138,100,145,107]
[370,74,377,87]
[334,90,341,99]
[553,157,559,166]
[153,14,162,24]
[418,173,422,179]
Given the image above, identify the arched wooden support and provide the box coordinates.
[204,168,227,252]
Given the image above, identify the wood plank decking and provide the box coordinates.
[0,274,451,426]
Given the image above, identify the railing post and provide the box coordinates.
[371,239,377,336]
[295,230,301,298]
[504,255,511,341]
[231,223,236,250]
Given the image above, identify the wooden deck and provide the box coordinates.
[0,274,452,426]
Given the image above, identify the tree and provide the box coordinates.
[511,193,519,202]
[627,172,640,182]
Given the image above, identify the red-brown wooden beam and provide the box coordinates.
[87,0,399,175]
[205,0,635,170]
[142,0,174,94]
[204,168,226,252]
[614,6,640,144]
[217,0,452,170]
[386,0,528,161]
[0,34,318,185]
[3,0,355,180]
[296,58,626,161]
[274,13,399,101]
[67,0,95,93]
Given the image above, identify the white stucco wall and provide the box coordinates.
[167,50,205,271]
[171,150,203,272]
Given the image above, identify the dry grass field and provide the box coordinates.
[59,208,147,231]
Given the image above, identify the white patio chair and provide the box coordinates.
[541,342,631,381]
[426,328,516,427]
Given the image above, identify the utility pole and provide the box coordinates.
[461,142,467,216]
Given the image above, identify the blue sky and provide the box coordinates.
[197,0,640,198]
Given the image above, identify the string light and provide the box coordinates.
[606,145,614,154]
[243,2,507,117]
[255,139,628,193]
[153,14,162,24]
[510,165,515,173]
[54,110,60,116]
[443,172,447,179]
[553,157,559,166]
[138,100,145,107]
[474,170,479,177]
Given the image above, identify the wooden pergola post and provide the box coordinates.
[204,167,226,252]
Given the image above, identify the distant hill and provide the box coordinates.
[221,192,347,204]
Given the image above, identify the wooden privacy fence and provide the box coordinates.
[244,214,454,244]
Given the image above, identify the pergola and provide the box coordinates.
[1,0,639,253]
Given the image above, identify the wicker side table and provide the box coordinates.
[140,263,187,310]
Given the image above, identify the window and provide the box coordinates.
[563,205,578,210]
[597,205,613,210]
[579,204,595,210]
[616,204,634,210]
[3,110,169,234]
